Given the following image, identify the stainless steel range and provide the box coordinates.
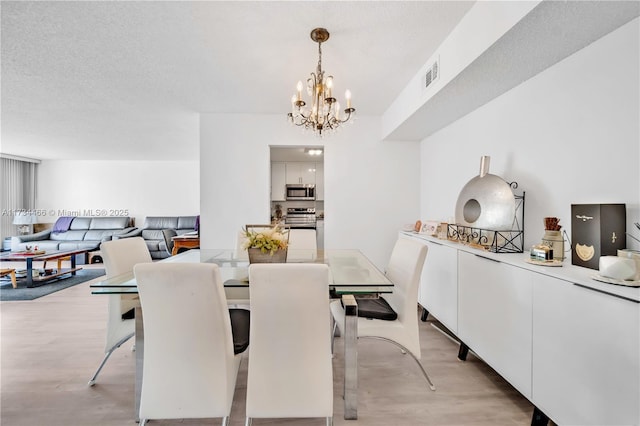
[285,207,316,229]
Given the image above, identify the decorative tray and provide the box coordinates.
[525,258,563,267]
[14,250,46,256]
[591,274,640,287]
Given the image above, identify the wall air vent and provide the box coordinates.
[425,57,440,89]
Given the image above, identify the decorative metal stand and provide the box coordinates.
[448,184,525,254]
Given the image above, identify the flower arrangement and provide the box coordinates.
[242,225,289,255]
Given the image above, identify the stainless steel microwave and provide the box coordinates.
[286,184,316,200]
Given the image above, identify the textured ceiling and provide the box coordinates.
[1,1,475,160]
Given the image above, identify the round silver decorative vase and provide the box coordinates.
[455,156,516,231]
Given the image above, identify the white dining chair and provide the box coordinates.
[330,237,435,391]
[223,230,253,306]
[134,262,249,426]
[88,237,151,386]
[287,228,317,261]
[246,263,333,426]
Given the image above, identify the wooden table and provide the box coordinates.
[0,268,17,288]
[171,235,199,255]
[0,249,86,287]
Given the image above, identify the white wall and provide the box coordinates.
[382,0,539,139]
[199,114,420,267]
[420,18,640,252]
[37,160,200,227]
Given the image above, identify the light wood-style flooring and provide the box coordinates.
[1,266,533,425]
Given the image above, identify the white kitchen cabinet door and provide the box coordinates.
[285,162,316,185]
[271,162,286,201]
[458,251,533,398]
[532,274,640,425]
[418,239,458,333]
[315,162,324,200]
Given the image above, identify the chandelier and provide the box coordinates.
[288,28,355,136]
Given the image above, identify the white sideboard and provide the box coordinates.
[458,251,533,399]
[418,239,458,333]
[403,231,640,426]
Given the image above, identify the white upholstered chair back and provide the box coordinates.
[287,229,317,261]
[328,237,433,391]
[89,237,152,386]
[101,237,152,349]
[246,263,333,424]
[134,262,242,424]
[379,237,428,358]
[287,228,317,250]
[101,236,152,277]
[234,230,249,261]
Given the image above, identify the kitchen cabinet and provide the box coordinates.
[315,162,324,200]
[532,274,639,425]
[458,251,533,398]
[418,239,458,333]
[285,162,316,185]
[271,162,286,201]
[316,219,324,249]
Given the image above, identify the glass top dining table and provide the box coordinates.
[90,248,393,295]
[90,248,392,421]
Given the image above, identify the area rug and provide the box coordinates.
[0,269,105,301]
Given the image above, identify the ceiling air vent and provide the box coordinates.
[425,57,440,89]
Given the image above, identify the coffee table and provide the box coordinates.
[171,235,199,255]
[0,268,17,288]
[0,249,87,287]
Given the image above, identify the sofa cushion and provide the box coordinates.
[70,217,92,230]
[89,217,131,230]
[50,230,88,241]
[145,240,162,252]
[177,216,198,230]
[84,230,120,241]
[144,217,179,230]
[141,229,165,241]
[58,241,101,251]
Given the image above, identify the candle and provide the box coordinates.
[296,81,303,101]
[326,77,333,98]
[345,90,352,108]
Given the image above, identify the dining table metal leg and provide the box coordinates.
[342,294,358,420]
[134,306,144,423]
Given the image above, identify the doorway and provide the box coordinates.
[269,146,324,248]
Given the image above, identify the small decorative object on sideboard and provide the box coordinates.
[530,245,553,261]
[598,256,637,281]
[449,156,525,253]
[618,249,640,281]
[243,224,289,264]
[419,221,439,236]
[455,156,515,231]
[571,204,626,270]
[541,217,566,261]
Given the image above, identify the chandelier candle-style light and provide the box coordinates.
[288,28,355,136]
